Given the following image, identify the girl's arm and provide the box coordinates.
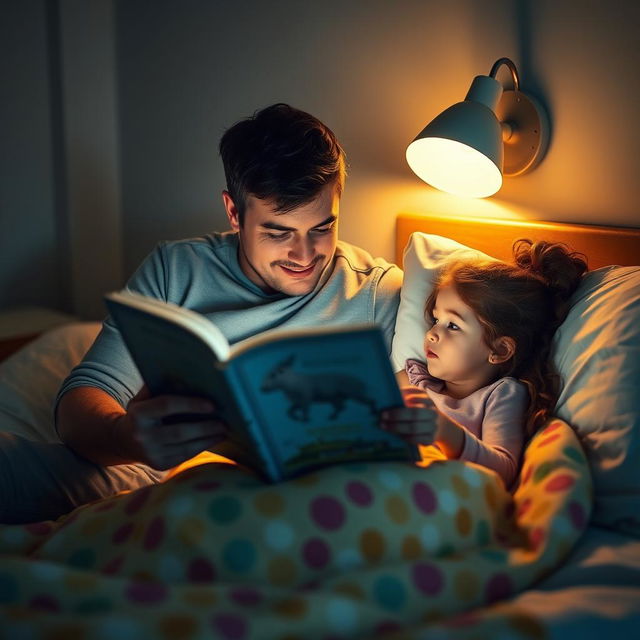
[433,413,465,458]
[455,380,528,486]
[381,380,526,486]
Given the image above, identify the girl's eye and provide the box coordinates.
[447,322,460,331]
[429,316,438,325]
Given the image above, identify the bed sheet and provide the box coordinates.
[406,525,640,640]
[504,525,640,639]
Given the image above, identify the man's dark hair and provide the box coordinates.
[219,103,346,224]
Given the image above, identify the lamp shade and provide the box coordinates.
[407,75,505,198]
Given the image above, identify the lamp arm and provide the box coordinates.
[489,57,520,91]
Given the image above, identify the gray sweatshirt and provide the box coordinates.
[57,232,402,413]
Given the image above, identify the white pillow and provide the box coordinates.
[553,266,640,537]
[0,322,101,443]
[390,233,494,372]
[392,232,640,537]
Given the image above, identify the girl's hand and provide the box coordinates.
[379,386,439,445]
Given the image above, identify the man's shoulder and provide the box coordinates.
[159,231,237,255]
[335,240,401,275]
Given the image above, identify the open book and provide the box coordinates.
[105,291,419,482]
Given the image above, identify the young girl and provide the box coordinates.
[381,239,587,487]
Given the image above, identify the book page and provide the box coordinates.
[229,327,416,478]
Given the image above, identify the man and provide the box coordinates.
[1,104,402,523]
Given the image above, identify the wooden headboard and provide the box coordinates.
[396,213,640,270]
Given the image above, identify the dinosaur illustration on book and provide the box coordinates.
[261,355,377,422]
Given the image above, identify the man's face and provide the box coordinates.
[223,182,340,296]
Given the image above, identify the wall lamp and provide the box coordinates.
[406,57,549,198]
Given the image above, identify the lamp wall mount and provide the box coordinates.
[490,58,549,177]
[406,57,550,198]
[496,91,549,176]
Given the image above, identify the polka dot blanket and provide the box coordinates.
[0,418,591,639]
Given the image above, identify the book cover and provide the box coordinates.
[105,291,418,481]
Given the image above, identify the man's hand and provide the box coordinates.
[379,386,439,445]
[56,386,230,469]
[380,385,466,458]
[117,386,230,470]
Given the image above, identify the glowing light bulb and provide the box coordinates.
[406,137,503,198]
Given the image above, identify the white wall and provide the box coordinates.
[59,0,124,320]
[116,0,640,273]
[0,1,65,311]
[466,0,640,226]
[1,0,123,320]
[115,0,477,275]
[2,0,639,318]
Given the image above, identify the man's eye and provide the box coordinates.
[312,226,333,235]
[266,232,290,240]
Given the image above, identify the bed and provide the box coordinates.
[0,213,638,638]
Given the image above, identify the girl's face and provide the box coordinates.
[424,284,497,397]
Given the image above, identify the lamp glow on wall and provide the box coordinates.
[406,58,549,198]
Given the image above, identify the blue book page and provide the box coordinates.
[229,327,416,478]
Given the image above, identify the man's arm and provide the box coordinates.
[57,387,142,466]
[56,386,228,470]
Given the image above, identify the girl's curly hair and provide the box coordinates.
[425,239,587,436]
